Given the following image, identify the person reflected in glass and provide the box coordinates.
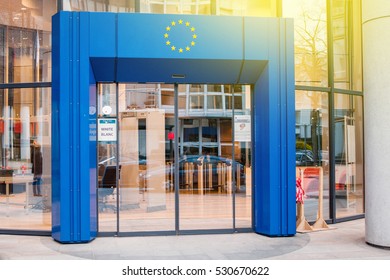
[31,140,43,196]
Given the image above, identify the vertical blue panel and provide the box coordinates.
[278,20,288,235]
[253,18,295,236]
[52,12,96,243]
[285,19,297,235]
[52,12,71,242]
[79,12,97,241]
[253,64,271,234]
[267,19,281,235]
[89,64,98,238]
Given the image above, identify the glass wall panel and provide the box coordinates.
[5,28,51,83]
[0,87,51,230]
[179,117,234,230]
[0,0,54,84]
[331,0,362,91]
[178,84,251,231]
[117,83,175,232]
[0,27,5,83]
[234,85,252,229]
[63,0,135,12]
[0,0,55,31]
[217,0,278,16]
[97,83,117,232]
[334,93,363,218]
[140,0,211,15]
[283,0,328,87]
[295,90,329,222]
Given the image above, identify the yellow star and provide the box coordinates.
[191,41,196,46]
[171,21,176,26]
[164,33,169,38]
[185,22,190,26]
[192,34,197,39]
[171,46,176,51]
[186,46,190,51]
[179,48,183,53]
[166,40,171,45]
[166,26,171,31]
[191,27,195,32]
[178,19,183,24]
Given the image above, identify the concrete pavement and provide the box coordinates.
[0,219,389,260]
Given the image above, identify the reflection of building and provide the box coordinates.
[0,0,386,248]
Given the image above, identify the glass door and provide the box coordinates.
[97,84,118,233]
[97,83,252,234]
[117,83,175,233]
[178,84,252,231]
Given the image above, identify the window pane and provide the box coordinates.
[207,95,222,109]
[190,95,203,109]
[218,0,278,16]
[0,27,5,83]
[283,0,328,87]
[0,87,52,231]
[0,1,56,31]
[63,0,135,12]
[331,0,362,91]
[6,28,51,83]
[140,0,211,15]
[334,93,364,218]
[225,95,242,110]
[295,90,329,222]
[189,84,204,93]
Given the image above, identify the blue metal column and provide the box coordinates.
[252,18,296,236]
[52,12,97,243]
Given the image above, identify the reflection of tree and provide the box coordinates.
[295,8,328,87]
[294,6,329,164]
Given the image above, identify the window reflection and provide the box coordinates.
[61,0,274,16]
[0,88,52,230]
[295,90,329,222]
[0,0,55,31]
[283,0,328,87]
[334,93,364,218]
[5,28,51,83]
[331,0,362,91]
[63,0,135,12]
[218,0,277,16]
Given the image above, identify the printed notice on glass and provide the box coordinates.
[98,119,117,142]
[234,115,251,142]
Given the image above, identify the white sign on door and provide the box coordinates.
[98,118,117,142]
[234,115,251,142]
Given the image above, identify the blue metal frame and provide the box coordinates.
[52,11,295,243]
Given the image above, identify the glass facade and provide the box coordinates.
[284,0,364,223]
[0,0,54,232]
[0,0,364,234]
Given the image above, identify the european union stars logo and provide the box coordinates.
[164,19,197,54]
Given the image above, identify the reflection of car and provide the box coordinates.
[296,150,315,166]
[178,155,246,192]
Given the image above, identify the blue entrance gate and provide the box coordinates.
[52,12,295,243]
